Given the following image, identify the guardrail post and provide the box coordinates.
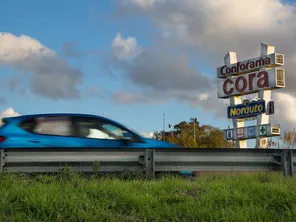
[144,149,155,178]
[0,150,4,172]
[282,149,293,177]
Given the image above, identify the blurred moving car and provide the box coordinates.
[0,113,180,149]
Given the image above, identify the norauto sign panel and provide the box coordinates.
[227,99,266,119]
[217,68,285,99]
[217,53,284,78]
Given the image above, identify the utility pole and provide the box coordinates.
[190,118,197,147]
[163,113,165,141]
[133,113,136,130]
[194,118,196,147]
[291,128,296,149]
[169,124,174,137]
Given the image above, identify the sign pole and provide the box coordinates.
[255,42,274,148]
[224,52,247,148]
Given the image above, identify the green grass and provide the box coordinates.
[0,170,296,222]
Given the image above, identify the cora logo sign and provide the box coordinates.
[217,68,283,98]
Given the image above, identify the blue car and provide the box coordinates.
[0,113,180,149]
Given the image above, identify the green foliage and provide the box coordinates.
[154,120,235,148]
[0,172,295,221]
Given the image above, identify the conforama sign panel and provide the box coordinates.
[217,68,285,99]
[227,100,266,119]
[217,53,284,78]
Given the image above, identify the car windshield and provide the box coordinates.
[102,124,123,136]
[74,117,136,140]
[104,118,142,137]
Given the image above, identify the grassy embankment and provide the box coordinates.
[0,170,296,222]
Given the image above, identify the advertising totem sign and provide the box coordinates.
[218,42,285,148]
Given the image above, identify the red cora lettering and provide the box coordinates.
[235,76,247,93]
[223,79,234,95]
[257,71,269,88]
[222,71,269,95]
[248,73,256,90]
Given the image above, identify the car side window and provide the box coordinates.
[20,116,73,136]
[73,117,133,140]
[20,118,37,133]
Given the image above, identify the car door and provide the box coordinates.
[71,116,147,148]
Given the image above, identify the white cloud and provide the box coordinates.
[1,107,20,118]
[125,0,296,57]
[272,92,296,131]
[0,32,53,64]
[199,93,209,101]
[114,0,296,131]
[0,107,20,126]
[112,32,142,60]
[109,46,214,112]
[0,33,82,99]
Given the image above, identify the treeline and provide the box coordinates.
[152,119,296,149]
[153,120,235,148]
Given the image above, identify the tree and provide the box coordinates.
[265,129,296,149]
[199,125,235,148]
[259,128,296,149]
[153,120,235,148]
[282,129,296,149]
[265,138,278,149]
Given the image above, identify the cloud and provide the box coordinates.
[117,0,296,76]
[0,107,20,125]
[113,0,296,130]
[0,33,83,100]
[112,32,142,60]
[113,89,227,117]
[115,49,211,90]
[271,92,296,131]
[109,32,223,116]
[0,107,20,118]
[120,0,296,88]
[121,0,296,57]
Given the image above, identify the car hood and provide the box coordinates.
[142,138,181,148]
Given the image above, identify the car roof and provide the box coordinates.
[3,113,105,121]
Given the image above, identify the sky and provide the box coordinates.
[0,0,296,146]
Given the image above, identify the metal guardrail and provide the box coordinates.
[0,148,294,177]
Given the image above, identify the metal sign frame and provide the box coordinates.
[218,42,285,148]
